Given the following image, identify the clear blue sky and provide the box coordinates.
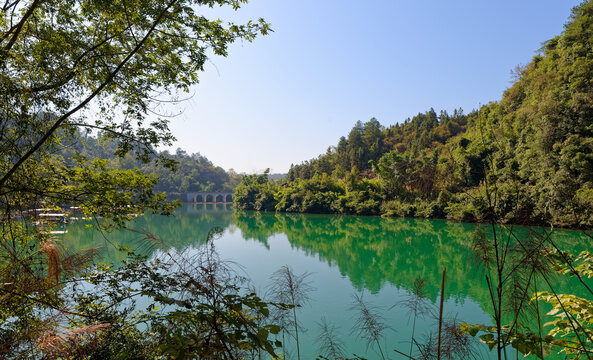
[166,0,582,174]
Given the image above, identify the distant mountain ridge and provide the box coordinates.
[61,133,241,194]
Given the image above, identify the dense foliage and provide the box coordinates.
[63,131,240,194]
[236,1,593,229]
[2,0,593,357]
[0,0,277,358]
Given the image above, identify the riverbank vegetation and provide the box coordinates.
[230,2,593,356]
[2,0,593,358]
[236,0,593,229]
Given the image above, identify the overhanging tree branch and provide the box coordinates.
[0,0,178,190]
[0,0,43,56]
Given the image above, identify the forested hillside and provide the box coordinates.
[62,132,240,194]
[235,1,593,228]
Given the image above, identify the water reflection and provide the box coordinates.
[187,203,234,213]
[234,212,591,308]
[63,206,590,317]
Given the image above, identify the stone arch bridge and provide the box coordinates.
[186,192,233,203]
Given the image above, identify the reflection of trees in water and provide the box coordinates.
[62,205,234,262]
[232,212,480,299]
[232,212,591,314]
[63,206,591,318]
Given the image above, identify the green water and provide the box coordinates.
[61,204,592,359]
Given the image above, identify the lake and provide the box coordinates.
[61,204,591,359]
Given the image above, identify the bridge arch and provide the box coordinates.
[187,192,234,203]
